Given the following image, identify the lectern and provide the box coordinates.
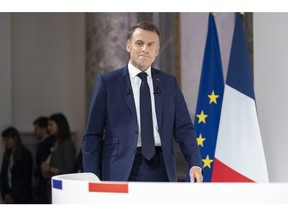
[52,173,288,204]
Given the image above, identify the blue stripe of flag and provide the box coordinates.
[226,13,255,100]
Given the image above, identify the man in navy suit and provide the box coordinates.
[82,22,203,182]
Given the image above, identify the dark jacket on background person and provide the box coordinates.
[33,136,54,204]
[50,139,76,175]
[0,147,33,204]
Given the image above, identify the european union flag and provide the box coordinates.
[193,13,224,182]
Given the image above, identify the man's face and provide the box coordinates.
[126,28,160,71]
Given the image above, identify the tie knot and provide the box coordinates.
[138,72,148,81]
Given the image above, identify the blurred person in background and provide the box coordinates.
[41,113,76,203]
[32,116,54,204]
[0,127,33,204]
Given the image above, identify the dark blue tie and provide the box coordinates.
[138,72,155,160]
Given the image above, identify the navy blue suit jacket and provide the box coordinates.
[82,65,202,182]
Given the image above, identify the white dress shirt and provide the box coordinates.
[128,62,161,147]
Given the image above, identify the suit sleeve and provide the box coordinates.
[82,75,106,179]
[173,78,202,169]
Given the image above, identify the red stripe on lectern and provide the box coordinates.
[89,182,128,193]
[211,158,254,182]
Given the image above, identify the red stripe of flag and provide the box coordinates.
[89,182,128,193]
[211,158,254,182]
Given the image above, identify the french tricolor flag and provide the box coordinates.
[211,13,269,182]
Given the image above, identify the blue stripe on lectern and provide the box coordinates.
[53,179,62,190]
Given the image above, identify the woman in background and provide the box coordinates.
[41,113,76,202]
[0,127,33,204]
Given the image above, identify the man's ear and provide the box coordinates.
[155,45,160,57]
[126,41,131,53]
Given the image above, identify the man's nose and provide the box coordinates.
[141,45,148,52]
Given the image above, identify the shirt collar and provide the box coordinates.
[128,62,152,79]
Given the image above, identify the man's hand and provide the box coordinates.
[189,166,203,183]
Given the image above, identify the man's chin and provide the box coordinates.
[137,61,151,69]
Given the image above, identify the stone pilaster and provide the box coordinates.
[85,13,138,115]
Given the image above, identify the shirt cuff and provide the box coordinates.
[191,166,202,171]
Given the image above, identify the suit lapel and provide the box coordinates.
[152,68,163,130]
[119,66,137,118]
